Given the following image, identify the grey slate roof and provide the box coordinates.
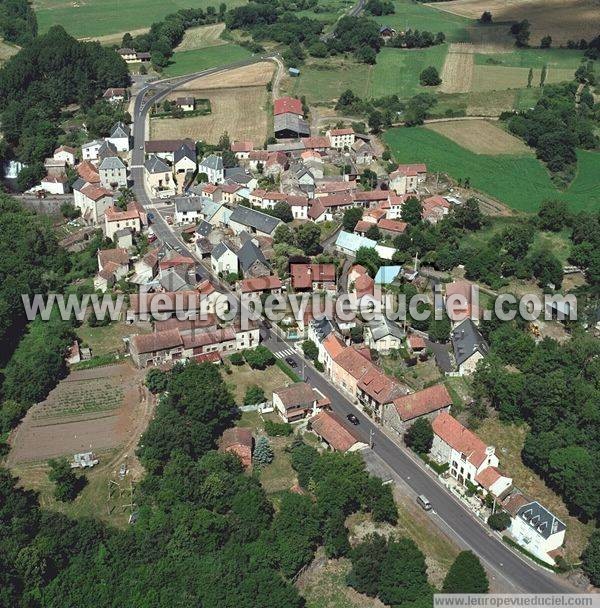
[311,318,334,342]
[516,501,566,539]
[451,319,489,367]
[237,239,269,273]
[110,122,130,138]
[145,155,170,174]
[224,166,252,184]
[174,144,196,164]
[174,196,203,213]
[274,113,310,137]
[229,206,282,235]
[99,156,126,170]
[212,241,236,261]
[114,227,132,238]
[98,140,118,159]
[368,317,405,342]
[199,154,223,172]
[72,177,87,191]
[195,220,213,237]
[160,266,193,292]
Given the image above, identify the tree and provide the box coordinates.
[488,511,511,531]
[540,63,547,86]
[302,339,319,362]
[527,67,533,88]
[145,368,168,394]
[243,346,275,369]
[428,312,451,343]
[272,201,294,223]
[404,92,438,126]
[365,225,380,241]
[343,207,364,231]
[355,247,381,277]
[419,66,441,86]
[368,110,383,133]
[451,197,484,230]
[48,458,85,502]
[443,550,489,593]
[253,436,274,465]
[347,533,388,596]
[540,35,552,48]
[537,199,570,231]
[361,168,378,189]
[479,10,492,23]
[528,248,563,288]
[510,19,531,47]
[296,223,321,255]
[379,538,429,605]
[404,418,433,453]
[273,223,296,246]
[229,352,245,365]
[401,196,423,225]
[244,385,265,405]
[323,511,350,558]
[582,530,600,586]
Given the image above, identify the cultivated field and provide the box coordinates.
[385,126,600,212]
[176,61,275,91]
[471,65,576,92]
[439,43,474,94]
[7,364,147,464]
[33,0,245,38]
[425,120,532,155]
[426,0,600,46]
[174,23,227,52]
[81,27,149,45]
[162,44,251,77]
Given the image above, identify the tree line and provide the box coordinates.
[0,0,37,45]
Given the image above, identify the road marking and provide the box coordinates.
[273,348,295,359]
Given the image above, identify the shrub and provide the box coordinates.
[244,385,265,405]
[419,66,441,86]
[253,436,274,465]
[265,419,293,436]
[229,352,245,366]
[487,511,511,531]
[145,368,168,394]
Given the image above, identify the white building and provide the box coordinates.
[174,196,204,224]
[106,122,131,152]
[104,205,141,241]
[54,146,77,166]
[73,180,114,224]
[41,175,68,195]
[211,242,238,275]
[327,127,355,150]
[82,140,103,161]
[99,156,127,190]
[198,154,224,184]
[389,163,427,195]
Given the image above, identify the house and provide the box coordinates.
[99,156,127,189]
[288,194,310,219]
[174,196,204,224]
[379,25,397,39]
[198,154,224,184]
[95,247,130,291]
[334,231,377,257]
[117,48,138,63]
[378,218,407,236]
[54,145,77,166]
[374,265,403,286]
[310,410,367,452]
[407,333,426,354]
[228,206,282,238]
[308,198,327,222]
[219,428,253,469]
[327,128,355,150]
[211,241,238,276]
[353,190,389,207]
[445,280,479,323]
[107,122,131,152]
[238,238,271,278]
[74,182,114,224]
[238,275,282,304]
[273,382,323,422]
[288,67,300,77]
[422,195,450,224]
[103,88,127,103]
[352,139,375,164]
[174,144,197,175]
[331,346,374,398]
[144,155,173,196]
[231,140,254,159]
[41,175,68,195]
[175,96,195,112]
[129,330,185,367]
[389,163,426,194]
[274,96,303,118]
[451,319,489,375]
[274,113,310,139]
[104,204,141,241]
[348,264,375,300]
[502,493,566,566]
[265,151,289,177]
[145,139,196,163]
[318,193,356,218]
[365,317,405,354]
[128,291,205,322]
[357,366,406,417]
[97,140,118,161]
[383,194,411,219]
[81,140,103,161]
[431,412,512,497]
[44,157,67,178]
[290,263,336,292]
[383,384,452,436]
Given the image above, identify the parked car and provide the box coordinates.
[417,495,432,511]
[285,357,297,367]
[346,413,359,425]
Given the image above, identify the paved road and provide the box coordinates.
[129,60,575,596]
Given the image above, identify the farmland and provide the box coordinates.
[385,126,600,212]
[33,0,245,38]
[426,0,600,46]
[471,64,576,92]
[174,23,227,51]
[162,44,251,78]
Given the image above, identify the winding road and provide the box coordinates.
[128,60,577,596]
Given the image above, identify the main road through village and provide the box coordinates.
[129,61,575,595]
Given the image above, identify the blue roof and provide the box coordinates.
[201,200,223,221]
[335,230,377,253]
[374,265,403,285]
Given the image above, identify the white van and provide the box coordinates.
[417,495,432,511]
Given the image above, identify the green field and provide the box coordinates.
[162,44,251,77]
[475,48,586,69]
[385,126,600,212]
[372,45,448,98]
[34,0,245,38]
[375,0,473,42]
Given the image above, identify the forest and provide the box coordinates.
[0,0,37,45]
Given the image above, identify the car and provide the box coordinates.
[285,357,297,367]
[417,495,432,511]
[139,145,143,150]
[346,414,359,425]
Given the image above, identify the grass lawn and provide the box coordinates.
[34,0,245,38]
[258,436,297,494]
[371,45,448,98]
[77,322,150,357]
[476,417,595,563]
[223,361,291,405]
[475,48,585,70]
[162,44,252,77]
[296,0,355,25]
[381,355,442,390]
[375,0,473,43]
[385,126,600,213]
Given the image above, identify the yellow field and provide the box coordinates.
[427,0,600,45]
[175,61,275,91]
[425,120,533,155]
[439,43,474,94]
[174,23,227,51]
[80,27,149,45]
[471,65,576,92]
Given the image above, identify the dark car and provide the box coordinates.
[346,414,359,425]
[285,357,297,367]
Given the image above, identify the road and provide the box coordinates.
[129,61,575,595]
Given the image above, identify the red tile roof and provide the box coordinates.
[290,263,336,289]
[154,315,217,333]
[393,163,427,177]
[315,181,357,195]
[333,346,374,380]
[475,466,504,490]
[432,412,489,468]
[408,334,426,350]
[302,136,331,149]
[358,366,405,405]
[308,199,326,220]
[77,161,100,183]
[231,140,254,153]
[182,327,235,349]
[105,204,141,222]
[354,272,374,298]
[311,410,362,451]
[392,384,452,421]
[131,329,183,354]
[98,248,129,267]
[323,333,346,359]
[445,280,479,321]
[354,190,388,202]
[274,96,303,116]
[378,218,407,233]
[81,183,112,201]
[319,193,354,208]
[275,382,317,409]
[329,128,354,136]
[129,291,201,314]
[220,427,253,469]
[239,275,282,293]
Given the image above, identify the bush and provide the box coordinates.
[314,360,324,372]
[264,419,293,437]
[487,511,511,531]
[404,418,433,453]
[243,346,275,369]
[145,368,168,394]
[253,436,274,465]
[244,385,265,405]
[229,352,245,366]
[419,66,441,86]
[48,457,86,502]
